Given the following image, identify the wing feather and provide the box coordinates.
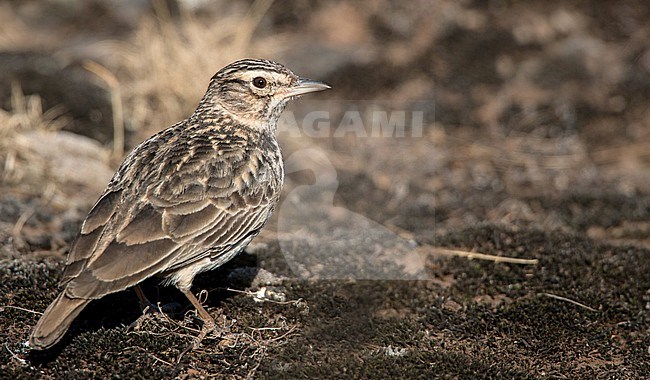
[162,204,222,238]
[116,205,167,245]
[161,204,270,273]
[80,191,121,235]
[66,239,182,299]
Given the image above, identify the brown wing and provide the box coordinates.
[62,128,280,300]
[64,198,273,299]
[61,190,189,299]
[159,199,273,274]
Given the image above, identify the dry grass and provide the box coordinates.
[128,290,302,372]
[105,0,280,141]
[0,83,112,210]
[0,83,68,186]
[0,84,102,254]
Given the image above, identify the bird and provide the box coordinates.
[29,58,330,350]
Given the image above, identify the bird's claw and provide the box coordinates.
[127,302,182,332]
[176,319,217,363]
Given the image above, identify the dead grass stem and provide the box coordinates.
[0,83,69,185]
[108,0,278,140]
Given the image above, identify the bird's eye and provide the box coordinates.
[253,77,267,88]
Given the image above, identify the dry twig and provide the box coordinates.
[425,247,539,265]
[539,292,599,312]
[0,305,43,316]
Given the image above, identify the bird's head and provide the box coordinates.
[201,59,330,130]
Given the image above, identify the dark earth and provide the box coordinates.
[1,0,649,378]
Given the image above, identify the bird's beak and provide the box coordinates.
[285,78,331,98]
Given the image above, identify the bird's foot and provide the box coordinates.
[128,301,182,331]
[176,318,218,363]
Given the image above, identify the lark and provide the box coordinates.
[30,59,330,350]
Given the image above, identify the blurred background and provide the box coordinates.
[0,0,648,258]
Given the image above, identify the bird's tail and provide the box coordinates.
[30,292,91,350]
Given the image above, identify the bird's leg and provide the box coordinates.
[134,285,155,311]
[129,285,182,331]
[181,288,216,338]
[176,288,217,362]
[128,285,161,331]
[134,285,182,314]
